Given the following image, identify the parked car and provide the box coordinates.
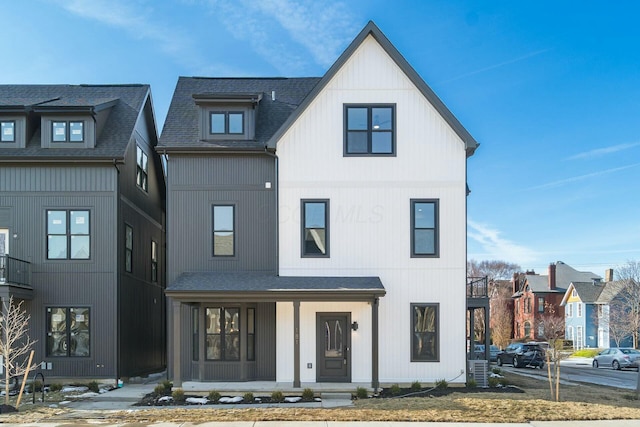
[496,343,545,369]
[474,344,500,362]
[592,348,640,371]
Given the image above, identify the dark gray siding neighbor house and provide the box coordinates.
[0,84,166,381]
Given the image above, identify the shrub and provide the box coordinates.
[410,380,421,391]
[154,384,167,396]
[390,383,401,396]
[161,379,173,391]
[488,377,500,388]
[466,379,477,388]
[492,367,502,375]
[172,388,185,402]
[87,381,100,393]
[302,388,315,400]
[27,380,43,393]
[49,383,63,392]
[573,348,600,358]
[271,390,284,402]
[435,379,448,390]
[499,377,509,387]
[355,386,368,399]
[243,392,254,403]
[208,390,221,402]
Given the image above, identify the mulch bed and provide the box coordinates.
[376,385,524,398]
[135,393,318,407]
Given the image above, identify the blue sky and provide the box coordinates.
[2,0,639,277]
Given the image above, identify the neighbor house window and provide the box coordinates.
[577,302,582,317]
[411,303,439,362]
[1,121,15,142]
[136,145,148,191]
[125,225,133,272]
[524,321,531,338]
[344,104,395,155]
[52,121,84,142]
[538,297,545,313]
[46,307,90,357]
[566,303,573,317]
[47,210,90,259]
[411,199,439,257]
[210,112,244,135]
[212,205,234,256]
[301,200,329,257]
[151,240,158,282]
[205,307,240,361]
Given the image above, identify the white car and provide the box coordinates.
[592,348,640,371]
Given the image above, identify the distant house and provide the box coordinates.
[159,21,478,387]
[0,84,166,380]
[561,269,632,349]
[512,261,601,341]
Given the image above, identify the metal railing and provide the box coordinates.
[0,255,31,286]
[467,276,488,298]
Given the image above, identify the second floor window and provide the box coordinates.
[411,199,439,257]
[212,205,234,256]
[538,297,545,312]
[52,121,84,142]
[136,145,148,191]
[566,303,573,317]
[344,104,395,155]
[1,121,15,142]
[210,112,244,135]
[151,240,158,282]
[301,200,329,257]
[125,225,133,272]
[47,210,90,260]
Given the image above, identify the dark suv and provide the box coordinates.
[496,343,545,369]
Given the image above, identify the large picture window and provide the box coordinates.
[205,307,240,361]
[301,200,329,257]
[344,104,395,155]
[212,205,234,256]
[136,145,148,191]
[411,303,439,362]
[411,199,439,257]
[47,210,90,259]
[46,307,90,357]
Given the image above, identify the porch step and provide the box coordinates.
[321,392,352,400]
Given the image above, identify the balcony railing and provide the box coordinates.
[467,276,488,298]
[0,255,31,287]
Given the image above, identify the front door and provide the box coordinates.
[317,313,350,382]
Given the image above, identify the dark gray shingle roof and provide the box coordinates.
[570,282,605,303]
[158,77,320,149]
[0,84,150,160]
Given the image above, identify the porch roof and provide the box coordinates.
[166,271,386,302]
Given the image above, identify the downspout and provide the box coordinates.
[113,159,121,388]
[263,147,279,275]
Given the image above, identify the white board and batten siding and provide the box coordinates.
[276,35,469,383]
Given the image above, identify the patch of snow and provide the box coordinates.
[186,397,208,404]
[74,392,100,398]
[285,396,302,403]
[61,386,89,393]
[219,396,243,403]
[314,397,322,401]
[59,400,71,405]
[158,395,173,402]
[489,373,504,378]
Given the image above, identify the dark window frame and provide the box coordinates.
[151,240,158,283]
[212,204,236,257]
[192,307,199,361]
[46,306,91,358]
[0,120,16,143]
[537,297,545,313]
[205,307,240,361]
[247,307,255,361]
[411,303,439,362]
[301,199,330,258]
[136,145,149,192]
[410,199,439,258]
[209,111,245,135]
[125,224,133,273]
[343,104,396,156]
[46,209,91,260]
[52,120,84,143]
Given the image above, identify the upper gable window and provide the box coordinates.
[210,112,244,135]
[344,104,395,156]
[136,145,148,192]
[1,121,15,142]
[52,121,84,143]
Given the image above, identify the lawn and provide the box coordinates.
[1,371,640,424]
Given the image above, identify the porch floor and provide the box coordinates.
[180,381,374,394]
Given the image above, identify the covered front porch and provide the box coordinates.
[166,271,386,389]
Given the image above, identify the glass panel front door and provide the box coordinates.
[317,313,350,382]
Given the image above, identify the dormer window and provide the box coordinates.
[210,112,244,135]
[1,121,15,142]
[52,121,84,143]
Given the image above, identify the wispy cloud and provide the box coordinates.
[567,142,640,160]
[468,219,538,264]
[440,49,550,84]
[526,163,640,191]
[206,0,358,74]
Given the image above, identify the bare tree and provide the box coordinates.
[0,297,37,405]
[614,261,640,348]
[491,284,514,349]
[537,303,567,402]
